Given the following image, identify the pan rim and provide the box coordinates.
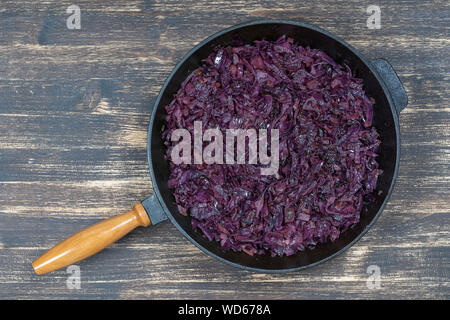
[147,19,401,273]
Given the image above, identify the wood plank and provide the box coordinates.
[0,0,448,299]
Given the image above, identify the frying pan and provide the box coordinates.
[32,20,408,275]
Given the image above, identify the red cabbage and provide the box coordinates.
[162,36,382,257]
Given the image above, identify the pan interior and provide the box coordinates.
[150,22,398,271]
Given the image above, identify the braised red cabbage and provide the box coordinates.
[162,36,382,257]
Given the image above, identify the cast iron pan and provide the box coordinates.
[32,20,408,275]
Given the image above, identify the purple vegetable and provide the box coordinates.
[162,36,382,257]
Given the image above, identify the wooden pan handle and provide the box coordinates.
[32,202,151,275]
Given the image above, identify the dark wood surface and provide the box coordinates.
[0,0,448,299]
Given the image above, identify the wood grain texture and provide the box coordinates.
[0,0,448,299]
[32,202,150,275]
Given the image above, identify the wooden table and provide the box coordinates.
[0,0,448,299]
